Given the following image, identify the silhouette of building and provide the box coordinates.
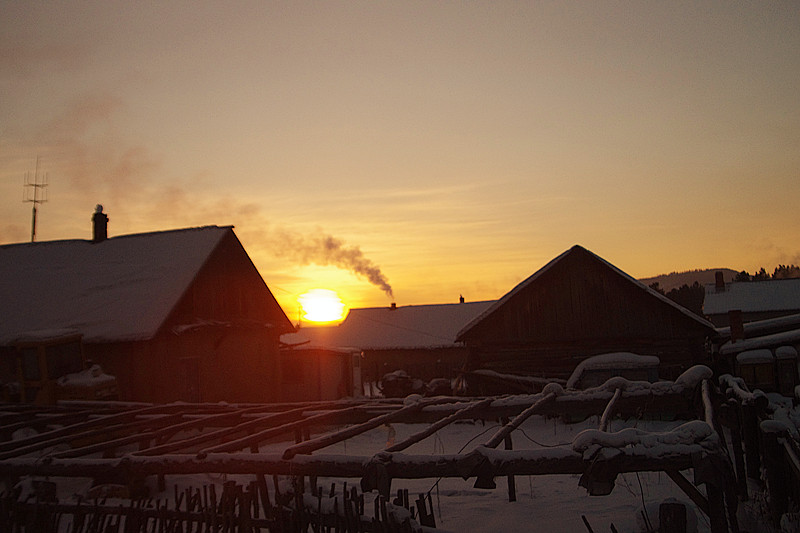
[456,245,717,383]
[0,216,295,403]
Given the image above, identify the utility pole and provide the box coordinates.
[23,156,48,242]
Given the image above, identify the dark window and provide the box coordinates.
[21,348,40,380]
[45,341,84,380]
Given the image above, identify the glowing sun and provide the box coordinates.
[298,289,346,323]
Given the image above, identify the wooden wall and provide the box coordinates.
[460,247,714,380]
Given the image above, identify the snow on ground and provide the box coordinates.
[152,415,720,532]
[8,393,781,531]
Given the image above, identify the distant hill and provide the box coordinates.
[638,268,739,292]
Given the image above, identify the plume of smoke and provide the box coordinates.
[272,229,393,298]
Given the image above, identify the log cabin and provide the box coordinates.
[455,245,717,385]
[0,210,295,403]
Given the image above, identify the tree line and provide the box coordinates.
[734,264,800,282]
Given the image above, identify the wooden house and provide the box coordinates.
[455,245,717,382]
[0,213,295,403]
[293,300,494,385]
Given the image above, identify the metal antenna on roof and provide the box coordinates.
[23,156,48,242]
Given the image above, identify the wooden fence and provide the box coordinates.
[0,367,776,532]
[1,478,439,533]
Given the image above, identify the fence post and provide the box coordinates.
[761,420,790,526]
[742,402,762,480]
[720,400,748,500]
[501,417,517,502]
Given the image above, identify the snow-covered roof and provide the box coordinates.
[287,300,495,351]
[457,245,715,340]
[566,352,660,389]
[0,226,233,345]
[703,279,800,315]
[736,349,774,364]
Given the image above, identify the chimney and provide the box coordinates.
[390,302,397,311]
[714,271,725,292]
[459,295,465,303]
[92,204,108,243]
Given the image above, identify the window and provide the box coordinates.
[45,341,83,380]
[21,348,40,380]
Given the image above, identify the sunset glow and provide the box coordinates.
[1,3,798,315]
[298,289,346,324]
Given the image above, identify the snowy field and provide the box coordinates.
[156,414,769,532]
[6,393,784,532]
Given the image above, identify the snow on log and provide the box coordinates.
[674,365,713,388]
[718,374,768,408]
[572,420,715,458]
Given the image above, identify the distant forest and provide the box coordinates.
[642,265,800,317]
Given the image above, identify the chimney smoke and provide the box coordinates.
[92,204,108,243]
[271,230,393,297]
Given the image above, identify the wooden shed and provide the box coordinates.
[294,300,494,385]
[456,245,717,382]
[0,220,295,403]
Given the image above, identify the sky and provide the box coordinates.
[2,1,799,321]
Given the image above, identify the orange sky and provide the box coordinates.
[2,2,799,321]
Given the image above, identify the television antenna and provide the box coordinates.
[23,156,48,242]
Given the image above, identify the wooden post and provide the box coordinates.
[741,403,761,480]
[761,422,790,526]
[721,401,748,500]
[706,478,729,533]
[501,417,516,502]
[659,501,687,533]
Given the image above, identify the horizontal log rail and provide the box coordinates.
[0,445,711,481]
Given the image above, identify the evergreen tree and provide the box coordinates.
[773,264,800,279]
[753,268,770,281]
[665,282,705,317]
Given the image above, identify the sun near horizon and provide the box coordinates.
[298,289,347,325]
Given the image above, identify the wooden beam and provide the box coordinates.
[665,469,709,516]
[484,392,556,449]
[384,398,494,453]
[0,447,705,481]
[282,398,457,460]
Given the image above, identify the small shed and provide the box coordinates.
[295,300,494,384]
[279,332,360,401]
[456,245,717,382]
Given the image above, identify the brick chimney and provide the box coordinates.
[92,204,108,243]
[714,271,725,292]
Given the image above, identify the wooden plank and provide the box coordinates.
[484,392,556,449]
[136,405,329,456]
[0,446,704,480]
[384,398,494,453]
[200,405,365,456]
[665,470,709,516]
[599,387,622,432]
[282,398,457,460]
